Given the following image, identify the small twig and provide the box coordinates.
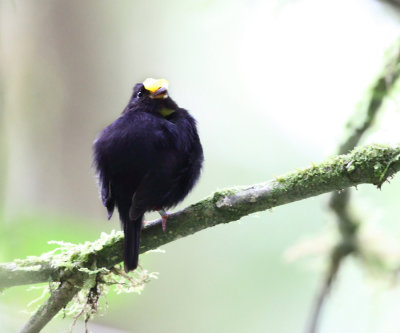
[70,302,86,331]
[338,41,400,156]
[306,38,400,333]
[307,242,354,333]
[19,277,83,333]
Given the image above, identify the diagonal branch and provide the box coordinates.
[19,276,84,333]
[1,143,400,291]
[338,40,400,155]
[0,144,397,333]
[0,262,61,290]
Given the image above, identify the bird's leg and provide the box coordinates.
[158,209,169,232]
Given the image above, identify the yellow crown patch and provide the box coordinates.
[143,78,169,93]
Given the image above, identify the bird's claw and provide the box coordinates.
[158,209,169,232]
[161,215,168,232]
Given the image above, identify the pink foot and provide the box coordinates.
[158,209,169,232]
[161,215,168,232]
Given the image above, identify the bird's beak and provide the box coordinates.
[150,86,168,99]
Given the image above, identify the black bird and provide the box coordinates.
[93,78,204,272]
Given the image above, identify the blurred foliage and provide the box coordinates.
[0,213,95,262]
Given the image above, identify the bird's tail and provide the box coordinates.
[122,212,143,272]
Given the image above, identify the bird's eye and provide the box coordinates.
[136,90,143,98]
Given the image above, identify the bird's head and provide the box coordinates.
[127,78,178,116]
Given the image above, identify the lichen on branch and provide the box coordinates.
[1,143,400,292]
[0,143,398,333]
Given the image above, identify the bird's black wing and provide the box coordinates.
[100,170,115,220]
[160,108,204,206]
[93,140,115,220]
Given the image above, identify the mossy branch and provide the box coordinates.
[0,144,398,333]
[19,278,83,333]
[1,143,400,292]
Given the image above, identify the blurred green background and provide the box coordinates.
[1,0,400,332]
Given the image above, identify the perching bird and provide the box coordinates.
[93,78,203,272]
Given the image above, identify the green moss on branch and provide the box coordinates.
[1,143,399,290]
